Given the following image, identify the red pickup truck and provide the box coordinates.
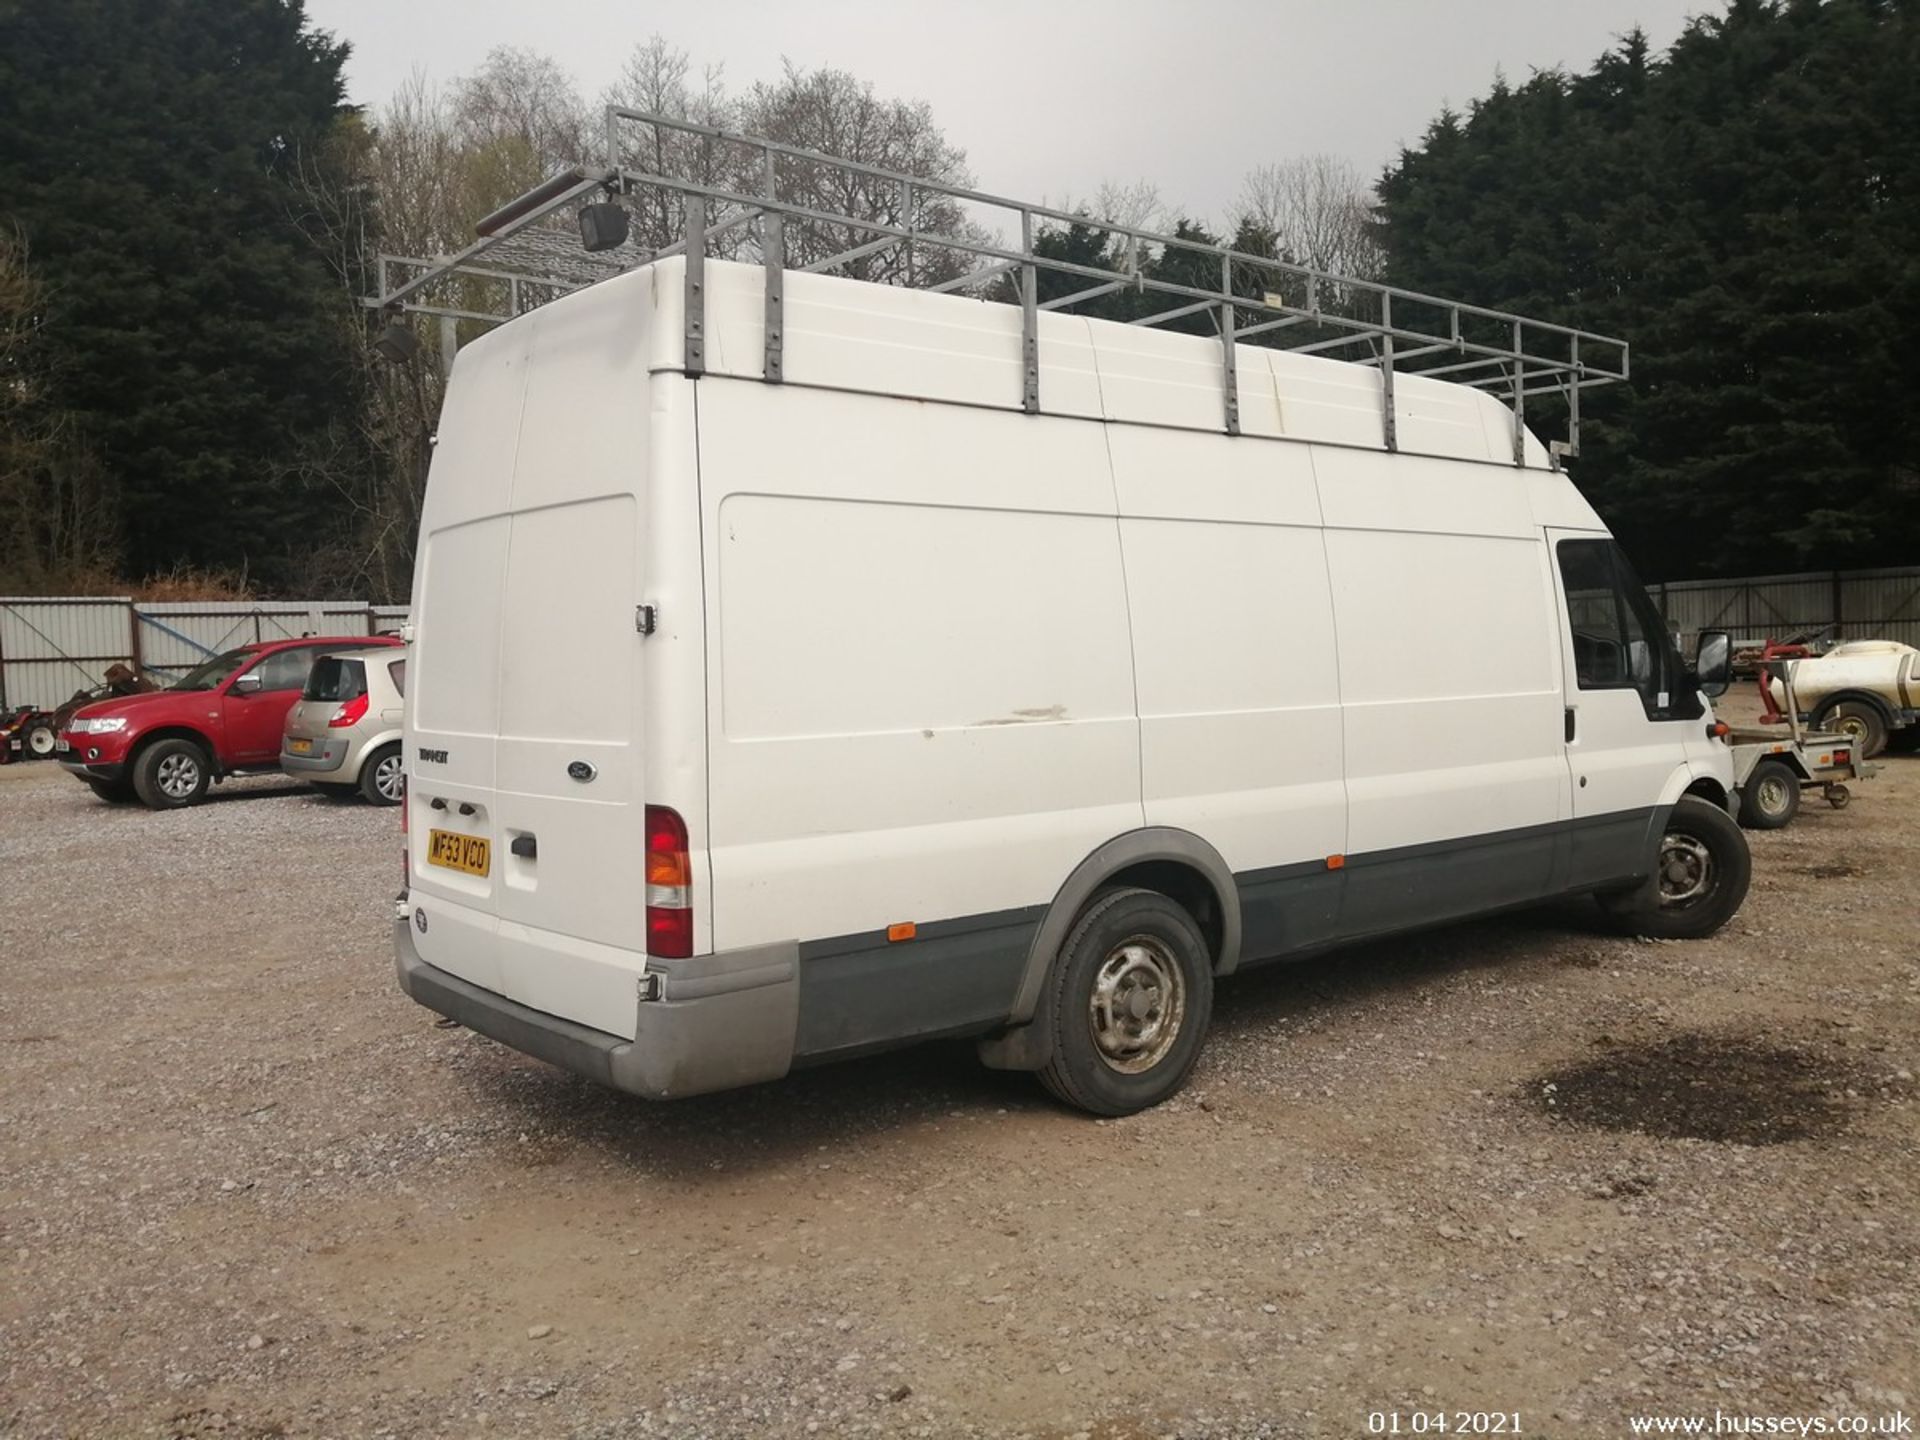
[58,635,402,809]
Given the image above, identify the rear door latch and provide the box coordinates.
[635,603,657,635]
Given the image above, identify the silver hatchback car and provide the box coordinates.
[281,647,407,804]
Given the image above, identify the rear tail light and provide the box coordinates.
[644,805,692,959]
[329,692,370,728]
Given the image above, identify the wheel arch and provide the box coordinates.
[1807,688,1895,725]
[129,726,218,771]
[979,828,1240,1073]
[1666,763,1732,815]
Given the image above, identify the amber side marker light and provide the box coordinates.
[1325,854,1346,871]
[887,922,918,943]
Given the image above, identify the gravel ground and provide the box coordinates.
[1,727,1916,1440]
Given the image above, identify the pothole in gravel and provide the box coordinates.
[1529,1031,1895,1145]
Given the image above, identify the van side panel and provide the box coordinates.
[1317,450,1572,926]
[697,379,1142,1052]
[1109,426,1348,958]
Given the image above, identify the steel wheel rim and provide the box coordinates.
[1756,772,1791,816]
[1657,832,1714,907]
[374,752,404,802]
[27,727,54,756]
[1089,935,1185,1075]
[156,753,199,799]
[1836,715,1869,744]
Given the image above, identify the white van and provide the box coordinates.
[392,240,1746,1116]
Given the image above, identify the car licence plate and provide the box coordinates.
[287,737,313,755]
[427,829,490,877]
[55,739,70,753]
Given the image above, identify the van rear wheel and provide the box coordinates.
[1597,796,1752,940]
[1038,887,1213,1117]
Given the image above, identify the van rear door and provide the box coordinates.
[407,287,654,1035]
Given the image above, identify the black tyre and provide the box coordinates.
[1037,887,1214,1117]
[87,777,137,804]
[131,737,211,809]
[1821,701,1888,760]
[25,722,56,758]
[359,742,404,806]
[1737,760,1800,830]
[1598,796,1752,941]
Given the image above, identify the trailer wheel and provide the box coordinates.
[1822,701,1888,760]
[1737,761,1800,830]
[1037,887,1213,1117]
[132,738,211,809]
[1824,784,1851,810]
[1597,796,1752,941]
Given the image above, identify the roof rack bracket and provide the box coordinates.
[684,195,706,378]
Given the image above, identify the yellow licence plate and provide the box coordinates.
[427,829,490,877]
[287,737,313,755]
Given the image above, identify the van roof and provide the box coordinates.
[456,255,1560,471]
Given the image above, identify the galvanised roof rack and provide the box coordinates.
[368,108,1628,466]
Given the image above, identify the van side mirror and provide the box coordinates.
[1693,629,1732,698]
[232,671,264,695]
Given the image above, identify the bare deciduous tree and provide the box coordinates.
[738,61,990,287]
[602,37,738,253]
[451,47,590,180]
[1231,155,1384,282]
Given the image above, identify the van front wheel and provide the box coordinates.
[1597,796,1752,941]
[1038,887,1213,1117]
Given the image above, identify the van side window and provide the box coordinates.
[1556,539,1697,720]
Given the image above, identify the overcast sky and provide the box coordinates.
[308,0,1712,222]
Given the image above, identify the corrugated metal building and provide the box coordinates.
[1655,566,1920,651]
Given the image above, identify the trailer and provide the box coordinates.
[1726,661,1872,829]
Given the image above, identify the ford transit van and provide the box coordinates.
[389,137,1744,1116]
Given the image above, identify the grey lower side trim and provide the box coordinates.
[1236,805,1667,967]
[794,909,1042,1063]
[393,920,798,1100]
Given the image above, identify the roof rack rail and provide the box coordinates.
[367,108,1628,466]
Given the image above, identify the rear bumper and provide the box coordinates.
[392,916,799,1100]
[281,736,350,775]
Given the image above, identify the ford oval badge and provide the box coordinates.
[567,760,597,784]
[413,908,428,935]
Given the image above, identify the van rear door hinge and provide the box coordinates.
[635,603,657,635]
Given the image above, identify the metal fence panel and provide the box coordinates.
[0,597,135,712]
[1,599,413,711]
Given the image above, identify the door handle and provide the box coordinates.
[510,834,537,859]
[1564,706,1577,743]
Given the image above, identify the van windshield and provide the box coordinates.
[304,657,368,702]
[169,649,255,693]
